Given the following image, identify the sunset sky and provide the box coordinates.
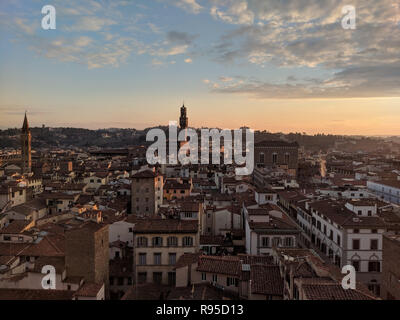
[0,0,399,135]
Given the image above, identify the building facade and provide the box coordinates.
[254,141,299,176]
[131,169,163,216]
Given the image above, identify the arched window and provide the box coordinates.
[351,255,361,272]
[137,237,148,247]
[152,236,163,247]
[368,255,380,272]
[182,236,193,247]
[167,236,178,247]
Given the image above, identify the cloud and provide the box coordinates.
[184,58,193,63]
[14,18,36,35]
[173,0,203,14]
[204,64,400,99]
[219,76,233,82]
[210,1,254,25]
[65,16,116,32]
[148,23,162,34]
[204,0,400,98]
[151,44,189,56]
[75,36,93,47]
[166,31,197,45]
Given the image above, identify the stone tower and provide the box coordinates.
[21,112,31,174]
[179,103,188,129]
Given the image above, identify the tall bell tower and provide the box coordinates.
[179,103,188,129]
[21,112,31,174]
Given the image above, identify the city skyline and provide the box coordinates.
[1,0,400,135]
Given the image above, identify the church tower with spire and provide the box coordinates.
[179,103,188,129]
[21,112,31,174]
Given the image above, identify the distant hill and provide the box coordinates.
[0,126,394,153]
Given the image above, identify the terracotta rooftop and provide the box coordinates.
[132,170,157,178]
[251,265,283,296]
[0,288,74,300]
[74,282,103,297]
[0,220,30,234]
[175,252,203,269]
[300,280,374,300]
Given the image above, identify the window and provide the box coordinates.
[259,153,265,163]
[183,236,193,247]
[284,153,290,164]
[368,261,380,272]
[152,237,163,247]
[127,277,132,285]
[284,237,293,247]
[272,237,280,247]
[272,153,278,164]
[137,237,148,247]
[212,274,218,283]
[168,272,176,286]
[153,272,162,284]
[227,277,237,286]
[169,253,176,265]
[154,253,162,265]
[201,273,207,281]
[370,239,378,250]
[371,229,377,233]
[367,210,372,216]
[167,236,178,247]
[354,229,359,233]
[139,253,147,265]
[109,277,114,285]
[352,260,360,272]
[117,277,124,286]
[337,235,341,246]
[352,239,360,250]
[138,272,147,284]
[261,237,269,247]
[357,210,362,216]
[328,249,333,259]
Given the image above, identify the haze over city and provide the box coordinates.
[1,0,400,135]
